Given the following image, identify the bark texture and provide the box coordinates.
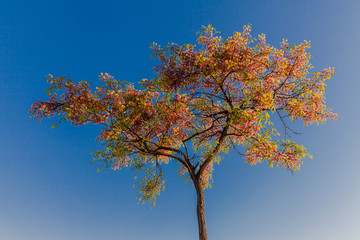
[195,183,208,240]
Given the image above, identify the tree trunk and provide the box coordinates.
[195,182,208,240]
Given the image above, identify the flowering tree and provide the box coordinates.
[29,25,337,240]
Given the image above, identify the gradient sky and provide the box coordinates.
[1,0,359,239]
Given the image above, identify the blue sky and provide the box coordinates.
[1,0,359,239]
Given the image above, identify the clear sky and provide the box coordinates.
[1,0,359,239]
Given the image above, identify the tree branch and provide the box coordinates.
[196,117,230,179]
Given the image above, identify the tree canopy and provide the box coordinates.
[30,25,337,203]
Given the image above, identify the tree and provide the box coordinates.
[29,25,337,240]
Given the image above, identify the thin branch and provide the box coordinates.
[273,57,299,95]
[229,138,245,157]
[275,109,300,137]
